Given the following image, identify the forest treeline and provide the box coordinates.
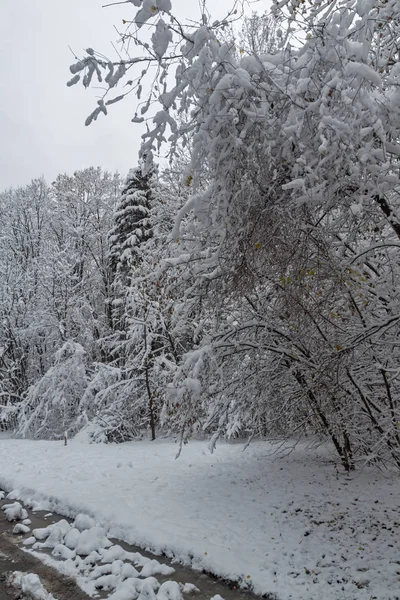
[2,0,400,470]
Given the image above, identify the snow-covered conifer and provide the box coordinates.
[108,160,156,287]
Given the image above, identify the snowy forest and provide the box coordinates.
[2,0,400,472]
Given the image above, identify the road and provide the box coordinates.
[0,496,258,600]
[0,498,90,600]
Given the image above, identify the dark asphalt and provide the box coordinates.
[0,499,90,600]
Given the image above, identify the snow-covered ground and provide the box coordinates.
[0,436,398,600]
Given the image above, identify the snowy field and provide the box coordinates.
[0,437,398,600]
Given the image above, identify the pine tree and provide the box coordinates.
[108,160,155,289]
[107,159,156,340]
[105,158,156,369]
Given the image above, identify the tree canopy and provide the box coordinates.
[1,0,400,469]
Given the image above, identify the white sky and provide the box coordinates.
[0,0,265,189]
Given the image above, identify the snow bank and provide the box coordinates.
[16,511,180,600]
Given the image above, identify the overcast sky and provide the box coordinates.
[0,0,262,189]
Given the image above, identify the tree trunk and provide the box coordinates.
[145,360,156,441]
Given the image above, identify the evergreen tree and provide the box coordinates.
[106,158,157,361]
[108,160,156,289]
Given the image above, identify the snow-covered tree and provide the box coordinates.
[108,161,155,285]
[73,0,400,467]
[16,341,90,440]
[2,0,399,466]
[106,160,158,365]
[51,167,121,351]
[94,161,192,441]
[0,179,53,402]
[0,169,120,437]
